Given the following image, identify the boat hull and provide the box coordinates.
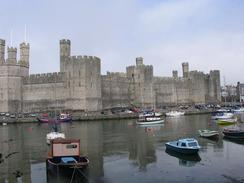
[165,143,199,154]
[223,131,244,139]
[46,156,89,176]
[198,130,219,138]
[136,119,164,125]
[37,117,72,123]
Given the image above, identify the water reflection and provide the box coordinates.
[1,115,244,182]
[165,149,201,167]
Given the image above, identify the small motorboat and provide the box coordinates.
[165,138,201,154]
[223,128,244,139]
[46,139,89,176]
[233,107,244,113]
[46,131,65,144]
[165,111,185,117]
[217,118,237,125]
[37,113,72,123]
[211,112,234,120]
[198,129,219,138]
[136,116,164,125]
[58,113,72,122]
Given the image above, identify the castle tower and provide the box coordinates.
[19,42,30,66]
[60,39,71,72]
[136,57,143,66]
[172,70,178,79]
[0,39,5,64]
[182,62,189,78]
[7,47,17,64]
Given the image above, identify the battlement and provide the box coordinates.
[70,55,101,62]
[0,39,5,45]
[23,72,65,84]
[106,71,126,77]
[20,42,30,48]
[7,47,17,52]
[60,39,71,45]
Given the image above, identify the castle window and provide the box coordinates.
[69,72,71,78]
[79,82,81,87]
[79,71,80,77]
[91,82,92,88]
[68,81,70,88]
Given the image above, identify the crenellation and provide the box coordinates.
[23,72,65,85]
[0,37,221,113]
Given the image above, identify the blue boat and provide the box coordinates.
[165,138,201,154]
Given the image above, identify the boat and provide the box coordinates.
[46,131,65,144]
[233,107,244,113]
[165,111,185,117]
[37,113,72,123]
[165,138,201,154]
[198,129,219,138]
[223,128,244,139]
[136,116,164,125]
[217,118,237,125]
[57,113,72,122]
[211,112,234,120]
[46,139,89,176]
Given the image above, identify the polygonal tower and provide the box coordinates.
[182,62,189,78]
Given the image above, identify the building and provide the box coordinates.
[0,38,221,113]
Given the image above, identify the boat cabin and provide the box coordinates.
[177,138,199,148]
[49,139,80,157]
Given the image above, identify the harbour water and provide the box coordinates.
[1,114,244,183]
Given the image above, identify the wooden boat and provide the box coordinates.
[46,139,89,176]
[198,129,219,138]
[165,111,185,117]
[46,131,65,144]
[217,118,237,125]
[223,128,244,139]
[165,138,201,154]
[136,116,164,125]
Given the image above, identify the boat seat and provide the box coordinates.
[61,157,77,164]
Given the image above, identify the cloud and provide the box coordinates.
[1,0,244,84]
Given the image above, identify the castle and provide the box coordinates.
[0,38,221,113]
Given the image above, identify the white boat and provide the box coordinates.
[46,131,65,144]
[166,111,185,117]
[211,112,234,120]
[165,138,201,154]
[233,108,244,113]
[198,129,219,138]
[136,116,164,125]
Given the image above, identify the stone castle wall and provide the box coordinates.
[0,38,221,113]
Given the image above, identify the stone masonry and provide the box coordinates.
[0,38,221,113]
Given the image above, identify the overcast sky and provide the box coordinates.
[1,0,244,85]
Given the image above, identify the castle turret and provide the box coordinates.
[136,57,143,66]
[182,62,189,78]
[19,42,30,66]
[60,39,71,72]
[172,70,178,79]
[7,47,17,64]
[0,39,5,64]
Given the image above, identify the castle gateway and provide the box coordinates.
[0,39,221,113]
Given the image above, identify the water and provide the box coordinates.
[1,114,244,183]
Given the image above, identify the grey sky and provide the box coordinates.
[1,0,244,85]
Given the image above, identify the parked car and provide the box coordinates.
[29,114,37,117]
[10,114,16,118]
[5,113,10,117]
